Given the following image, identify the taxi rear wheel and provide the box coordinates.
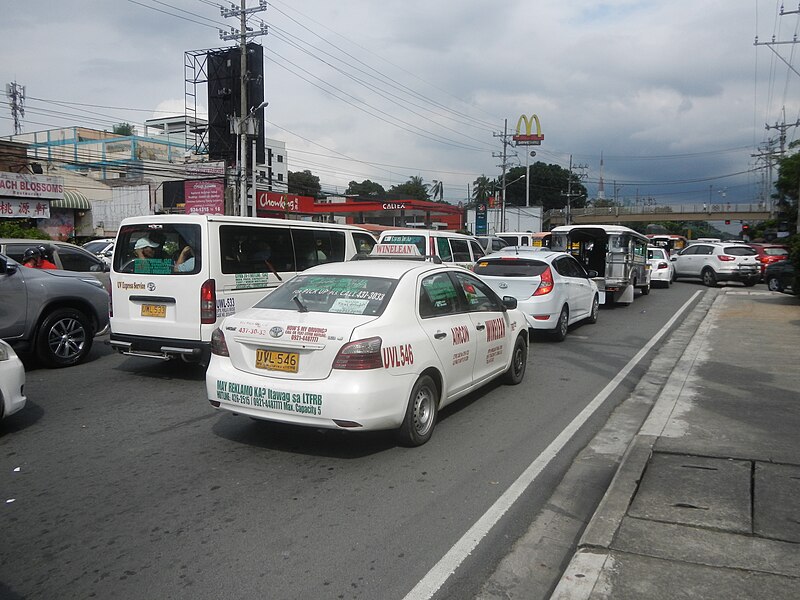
[397,375,439,447]
[502,335,527,385]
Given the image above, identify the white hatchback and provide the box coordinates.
[0,339,26,421]
[647,246,675,287]
[205,257,529,446]
[473,247,599,341]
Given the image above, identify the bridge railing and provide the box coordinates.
[544,203,770,221]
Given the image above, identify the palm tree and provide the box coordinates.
[472,175,494,203]
[427,180,444,202]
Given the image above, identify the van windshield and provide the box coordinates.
[114,224,202,275]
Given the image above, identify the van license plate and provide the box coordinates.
[255,349,299,373]
[141,304,166,318]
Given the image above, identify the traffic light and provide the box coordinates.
[741,223,750,238]
[725,219,731,225]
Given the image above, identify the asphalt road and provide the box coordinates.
[1,281,708,600]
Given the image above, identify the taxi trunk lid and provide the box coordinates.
[223,309,378,380]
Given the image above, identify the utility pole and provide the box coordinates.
[5,81,25,135]
[219,1,268,217]
[561,156,587,225]
[492,119,513,233]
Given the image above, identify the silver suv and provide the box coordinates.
[672,242,759,287]
[0,253,110,368]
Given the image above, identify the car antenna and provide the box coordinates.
[292,293,309,313]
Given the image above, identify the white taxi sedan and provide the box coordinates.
[1,339,26,421]
[205,255,529,446]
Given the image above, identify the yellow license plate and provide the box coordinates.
[255,348,299,373]
[141,304,166,318]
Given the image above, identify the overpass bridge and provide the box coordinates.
[544,202,771,228]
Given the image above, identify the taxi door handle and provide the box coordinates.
[475,324,486,331]
[434,331,447,339]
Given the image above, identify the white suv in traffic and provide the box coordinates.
[672,242,759,287]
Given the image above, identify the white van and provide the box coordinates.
[377,229,485,268]
[109,214,377,364]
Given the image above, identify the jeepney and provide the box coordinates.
[549,224,650,305]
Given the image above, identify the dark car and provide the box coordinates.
[764,259,795,294]
[0,253,110,367]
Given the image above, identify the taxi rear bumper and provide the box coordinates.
[206,356,417,431]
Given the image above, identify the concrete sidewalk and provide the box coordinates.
[551,289,800,599]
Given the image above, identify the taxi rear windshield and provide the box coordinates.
[114,224,201,275]
[254,275,397,316]
[474,258,548,277]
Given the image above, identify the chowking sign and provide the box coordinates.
[512,114,544,146]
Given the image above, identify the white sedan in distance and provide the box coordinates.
[647,246,675,287]
[205,245,529,446]
[473,247,599,341]
[0,339,26,421]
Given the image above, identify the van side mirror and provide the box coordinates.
[502,296,517,310]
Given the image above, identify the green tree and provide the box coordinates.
[504,163,587,210]
[0,219,52,239]
[775,140,800,228]
[345,180,386,197]
[388,175,429,201]
[112,122,135,136]
[288,170,321,197]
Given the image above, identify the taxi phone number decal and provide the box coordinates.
[215,380,322,415]
[383,344,414,368]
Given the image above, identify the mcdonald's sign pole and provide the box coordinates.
[512,113,544,210]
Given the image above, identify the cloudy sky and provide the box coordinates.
[3,1,799,207]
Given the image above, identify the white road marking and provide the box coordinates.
[402,291,703,600]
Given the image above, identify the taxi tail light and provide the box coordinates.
[532,266,554,296]
[200,279,216,324]
[657,261,669,270]
[333,336,383,370]
[717,255,735,262]
[210,327,229,357]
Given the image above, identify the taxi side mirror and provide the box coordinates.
[586,270,599,278]
[501,296,517,310]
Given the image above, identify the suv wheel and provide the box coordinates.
[36,308,94,368]
[701,268,717,287]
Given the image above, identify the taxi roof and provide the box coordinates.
[307,258,445,280]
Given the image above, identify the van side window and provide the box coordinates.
[353,232,376,256]
[450,239,471,263]
[469,240,485,260]
[435,237,453,262]
[292,229,345,270]
[219,225,294,275]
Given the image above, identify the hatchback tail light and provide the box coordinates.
[532,266,554,296]
[200,279,216,324]
[333,337,383,370]
[717,255,735,262]
[657,261,669,270]
[210,327,229,357]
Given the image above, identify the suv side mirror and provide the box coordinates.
[1,256,18,275]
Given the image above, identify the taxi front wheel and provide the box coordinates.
[397,375,439,447]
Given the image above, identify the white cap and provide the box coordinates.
[134,237,159,250]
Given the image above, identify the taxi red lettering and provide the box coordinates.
[451,325,470,345]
